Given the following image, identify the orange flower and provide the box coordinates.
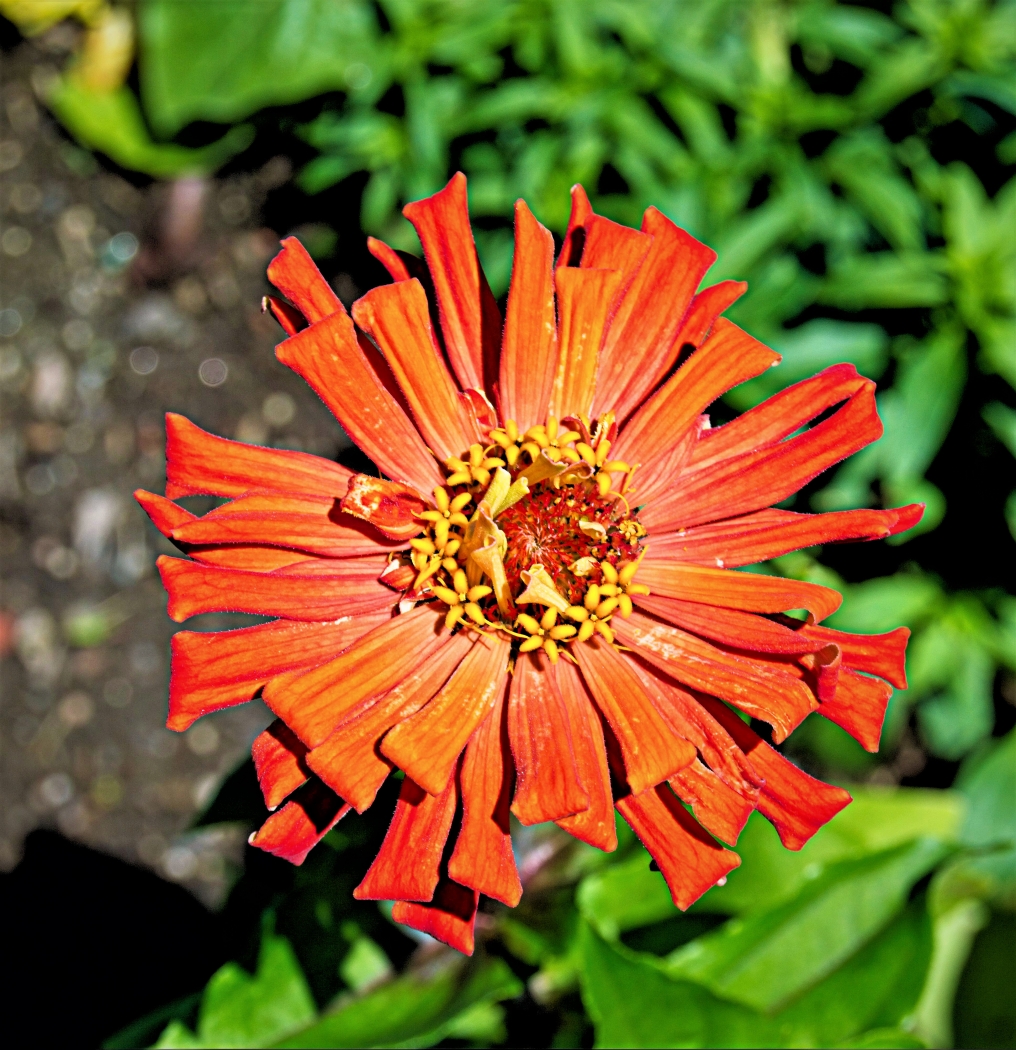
[137,174,922,955]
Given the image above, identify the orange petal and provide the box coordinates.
[669,758,755,846]
[581,213,652,300]
[448,682,522,906]
[135,489,195,534]
[252,719,311,810]
[264,294,306,337]
[170,491,405,557]
[556,183,594,268]
[593,208,717,422]
[382,633,510,795]
[158,554,392,623]
[819,669,893,752]
[613,318,780,467]
[267,237,343,323]
[508,652,590,826]
[167,615,384,731]
[340,475,427,541]
[669,279,747,351]
[639,669,763,800]
[800,624,910,689]
[548,267,623,420]
[552,657,617,851]
[250,779,350,866]
[648,506,920,569]
[392,879,479,955]
[366,236,412,281]
[353,279,482,460]
[306,631,475,812]
[403,172,502,394]
[498,200,558,431]
[688,363,869,471]
[573,640,696,794]
[616,781,741,910]
[613,612,818,743]
[164,413,351,500]
[354,775,458,902]
[262,606,447,748]
[637,561,842,622]
[699,695,852,849]
[276,310,444,493]
[646,378,882,532]
[635,595,826,655]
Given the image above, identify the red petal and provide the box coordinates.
[647,377,882,531]
[548,267,624,420]
[800,624,909,689]
[613,318,780,468]
[581,214,652,308]
[594,209,718,422]
[699,696,852,849]
[638,561,842,622]
[616,781,741,910]
[669,758,754,846]
[573,640,696,794]
[649,506,920,569]
[552,658,617,851]
[448,681,523,906]
[167,616,383,732]
[305,631,474,812]
[267,237,343,323]
[498,200,558,431]
[392,879,479,955]
[556,183,594,268]
[508,652,590,825]
[613,612,817,743]
[252,719,310,810]
[355,774,458,902]
[819,669,893,752]
[276,310,444,493]
[158,554,392,623]
[164,413,351,500]
[262,606,448,748]
[366,236,412,282]
[635,595,825,654]
[264,295,306,337]
[689,363,869,470]
[640,669,763,799]
[670,279,747,350]
[352,279,482,460]
[250,779,350,866]
[135,488,195,534]
[339,475,427,541]
[402,172,501,394]
[171,491,404,557]
[382,633,510,795]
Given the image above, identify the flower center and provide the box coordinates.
[404,415,650,661]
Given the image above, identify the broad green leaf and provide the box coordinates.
[578,921,782,1049]
[154,935,316,1049]
[954,912,1016,1049]
[577,851,676,939]
[665,838,948,1011]
[48,79,252,179]
[827,574,943,634]
[956,728,1016,850]
[274,955,523,1049]
[835,1028,926,1048]
[139,0,383,136]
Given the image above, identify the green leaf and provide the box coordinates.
[48,79,252,179]
[983,402,1016,458]
[665,838,949,1011]
[819,252,949,310]
[956,729,1016,850]
[274,955,523,1049]
[576,851,676,940]
[834,1028,926,1048]
[138,0,383,137]
[954,912,1016,1049]
[827,574,943,635]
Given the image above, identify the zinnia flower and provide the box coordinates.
[137,174,922,954]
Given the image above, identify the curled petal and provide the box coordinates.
[250,780,350,866]
[340,475,428,541]
[267,237,343,323]
[392,879,480,956]
[669,758,754,846]
[252,719,311,810]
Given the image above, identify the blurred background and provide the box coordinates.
[0,1,1013,1047]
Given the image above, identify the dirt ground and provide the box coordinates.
[0,37,356,905]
